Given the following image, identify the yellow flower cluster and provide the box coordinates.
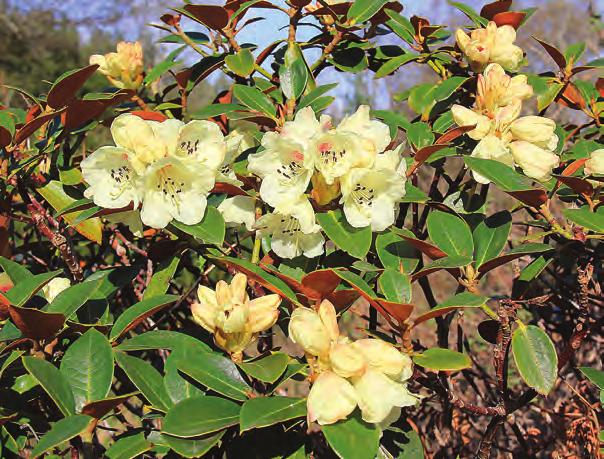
[451,63,560,183]
[90,41,144,90]
[288,300,417,425]
[191,273,281,362]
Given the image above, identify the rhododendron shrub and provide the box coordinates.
[0,1,602,458]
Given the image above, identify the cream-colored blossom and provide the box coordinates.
[307,371,357,425]
[191,273,281,360]
[509,141,560,182]
[288,300,338,358]
[585,149,604,177]
[456,21,524,72]
[90,41,144,89]
[476,63,533,113]
[218,195,257,231]
[41,277,71,303]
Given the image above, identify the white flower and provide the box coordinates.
[41,277,71,303]
[255,197,324,259]
[217,195,256,231]
[337,105,391,154]
[510,116,557,149]
[307,371,358,425]
[339,147,407,231]
[451,105,492,140]
[585,149,604,176]
[218,129,256,185]
[139,156,216,228]
[470,134,514,184]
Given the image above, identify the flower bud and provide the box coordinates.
[288,307,333,357]
[451,105,491,140]
[307,371,357,425]
[510,116,556,144]
[585,149,604,176]
[247,294,281,333]
[509,141,559,182]
[329,341,367,378]
[41,277,71,303]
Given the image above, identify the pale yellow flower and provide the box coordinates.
[585,149,604,177]
[90,41,144,89]
[191,273,281,361]
[41,277,71,303]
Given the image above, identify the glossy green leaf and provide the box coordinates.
[298,83,338,110]
[46,277,106,318]
[105,432,152,459]
[163,396,240,437]
[464,157,531,191]
[375,53,419,79]
[512,324,557,395]
[0,256,32,283]
[162,431,224,458]
[406,122,434,149]
[191,103,246,120]
[4,270,62,307]
[280,43,309,100]
[578,367,604,389]
[375,231,419,273]
[432,76,469,102]
[110,294,179,341]
[225,48,255,77]
[378,269,412,303]
[563,207,604,233]
[30,415,92,458]
[316,210,372,259]
[385,9,415,43]
[414,292,488,326]
[164,348,204,405]
[412,348,472,371]
[239,353,289,384]
[114,352,172,411]
[240,396,306,432]
[427,211,473,257]
[143,255,180,299]
[322,413,380,459]
[171,206,225,245]
[233,84,277,118]
[473,211,512,268]
[174,346,252,401]
[449,1,488,26]
[22,356,75,416]
[348,0,388,23]
[116,330,210,352]
[60,329,113,411]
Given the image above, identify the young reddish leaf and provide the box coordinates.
[492,11,525,29]
[301,269,342,299]
[559,83,585,109]
[47,64,99,109]
[376,299,414,323]
[413,144,449,165]
[81,392,138,419]
[480,0,512,20]
[13,110,64,145]
[435,124,475,145]
[260,264,319,302]
[325,289,360,311]
[397,234,447,260]
[183,4,229,30]
[554,175,593,197]
[532,36,566,69]
[505,189,548,209]
[211,182,248,196]
[8,305,65,340]
[131,110,168,122]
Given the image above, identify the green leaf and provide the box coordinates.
[0,257,33,283]
[298,83,338,110]
[408,83,436,116]
[512,324,558,395]
[30,415,92,458]
[164,349,205,404]
[280,43,309,100]
[406,122,434,149]
[240,396,306,432]
[163,396,240,437]
[143,255,180,299]
[378,269,412,303]
[348,0,389,23]
[427,211,474,257]
[225,48,255,77]
[38,181,102,243]
[191,103,246,120]
[59,329,113,411]
[578,367,604,389]
[22,356,76,416]
[414,292,488,326]
[385,9,415,43]
[239,353,289,384]
[564,42,586,65]
[162,431,224,458]
[432,76,469,102]
[316,210,372,259]
[563,207,604,233]
[375,231,419,273]
[105,432,152,459]
[473,211,512,268]
[114,352,172,411]
[375,53,419,79]
[322,413,380,459]
[171,206,225,245]
[116,330,210,352]
[464,157,532,191]
[448,1,488,26]
[4,270,62,307]
[46,278,106,318]
[537,82,563,112]
[144,47,183,85]
[174,345,252,401]
[233,84,277,118]
[110,294,179,341]
[412,348,472,371]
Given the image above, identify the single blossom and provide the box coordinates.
[255,197,325,259]
[90,41,144,89]
[191,273,281,361]
[585,149,604,177]
[456,21,524,72]
[509,141,560,182]
[218,195,257,231]
[476,63,533,113]
[41,277,71,303]
[339,147,407,231]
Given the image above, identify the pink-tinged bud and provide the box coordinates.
[307,371,357,425]
[509,141,560,182]
[90,41,144,89]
